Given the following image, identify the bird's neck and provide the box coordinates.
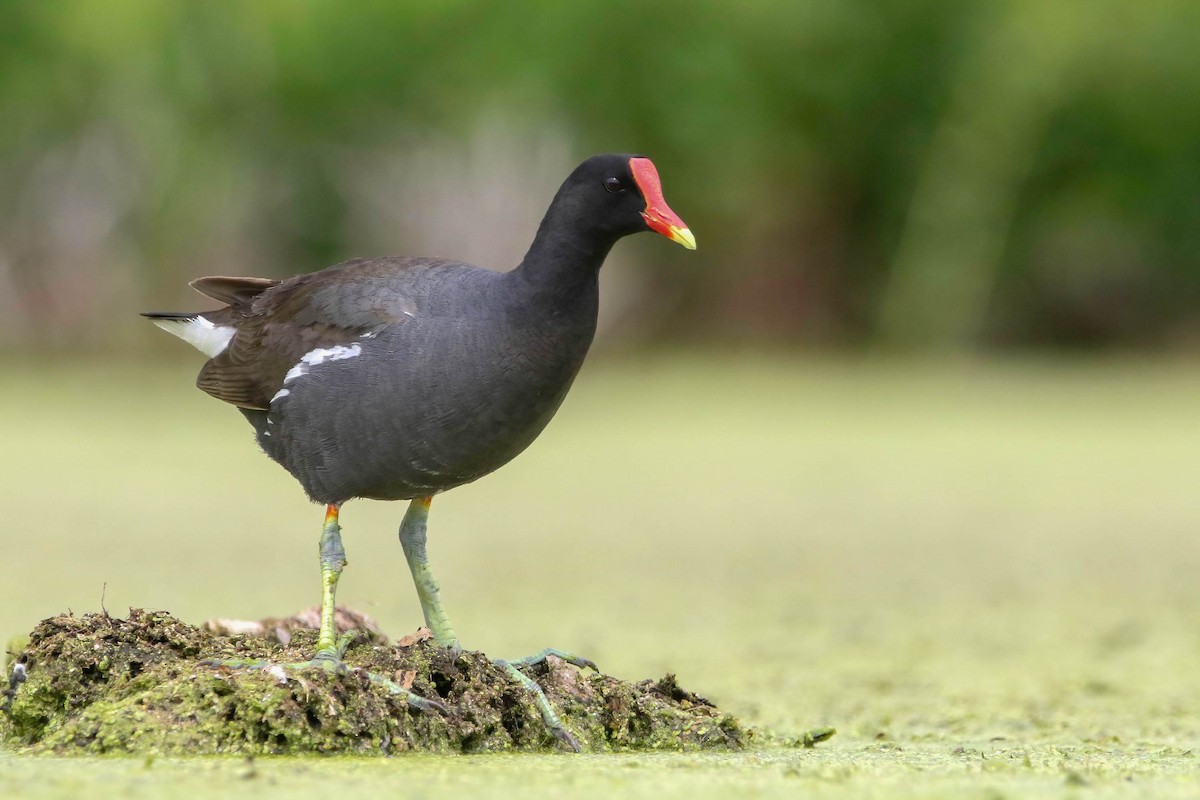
[509,204,613,307]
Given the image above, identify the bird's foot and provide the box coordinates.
[494,648,599,752]
[357,668,449,715]
[504,648,597,672]
[203,631,447,715]
[203,630,357,675]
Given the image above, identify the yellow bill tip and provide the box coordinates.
[670,226,697,251]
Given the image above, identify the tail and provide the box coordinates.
[142,311,235,358]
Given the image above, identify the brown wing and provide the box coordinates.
[190,276,280,306]
[193,259,429,410]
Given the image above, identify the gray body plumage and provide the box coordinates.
[241,258,599,503]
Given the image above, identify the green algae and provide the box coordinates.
[0,610,744,755]
[4,359,1200,797]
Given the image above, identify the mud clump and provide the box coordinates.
[1,609,745,755]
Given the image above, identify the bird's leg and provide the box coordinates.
[397,498,596,749]
[211,504,353,671]
[313,503,352,664]
[201,503,446,714]
[397,498,602,747]
[398,497,461,651]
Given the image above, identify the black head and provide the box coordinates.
[550,154,696,250]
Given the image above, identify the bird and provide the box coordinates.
[144,153,695,748]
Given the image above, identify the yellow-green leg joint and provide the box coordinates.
[399,497,461,650]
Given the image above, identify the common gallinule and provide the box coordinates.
[145,153,695,748]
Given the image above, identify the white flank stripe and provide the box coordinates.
[151,316,235,358]
[270,388,291,403]
[282,343,363,386]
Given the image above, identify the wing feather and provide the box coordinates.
[190,276,280,307]
[192,257,438,409]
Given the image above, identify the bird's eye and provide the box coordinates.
[604,177,625,194]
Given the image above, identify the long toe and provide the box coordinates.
[496,658,582,753]
[506,647,598,672]
[359,669,450,716]
[202,653,348,676]
[551,726,583,754]
[310,650,351,676]
[403,690,450,716]
[202,655,448,715]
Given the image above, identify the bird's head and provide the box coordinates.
[557,154,696,250]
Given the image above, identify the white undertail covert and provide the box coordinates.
[152,316,235,358]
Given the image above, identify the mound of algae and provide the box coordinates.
[0,609,744,755]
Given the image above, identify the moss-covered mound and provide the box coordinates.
[1,609,744,755]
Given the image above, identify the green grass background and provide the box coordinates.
[2,356,1199,797]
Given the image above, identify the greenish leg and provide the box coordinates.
[397,496,601,747]
[201,503,446,715]
[399,497,461,650]
[314,504,353,663]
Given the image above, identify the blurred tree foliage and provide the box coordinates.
[0,0,1197,351]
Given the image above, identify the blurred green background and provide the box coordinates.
[2,0,1199,352]
[3,1,1200,795]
